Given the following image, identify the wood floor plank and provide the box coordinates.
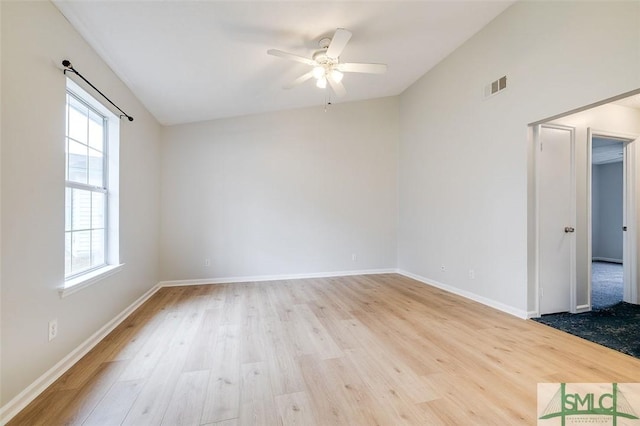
[239,362,272,404]
[238,398,278,426]
[341,349,436,424]
[121,292,206,425]
[6,388,77,426]
[183,308,222,372]
[237,361,279,425]
[240,301,267,364]
[259,315,306,396]
[274,391,315,426]
[8,274,640,426]
[160,370,209,426]
[297,354,358,425]
[323,356,403,425]
[286,304,343,359]
[106,287,185,362]
[82,379,144,426]
[117,310,186,382]
[200,324,241,424]
[47,360,128,425]
[207,420,238,426]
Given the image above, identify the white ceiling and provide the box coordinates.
[53,1,513,126]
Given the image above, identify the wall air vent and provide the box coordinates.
[484,75,507,99]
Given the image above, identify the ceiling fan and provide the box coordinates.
[267,28,387,97]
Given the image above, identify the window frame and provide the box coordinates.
[65,90,109,279]
[62,78,122,297]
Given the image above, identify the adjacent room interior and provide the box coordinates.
[2,0,640,424]
[591,137,625,310]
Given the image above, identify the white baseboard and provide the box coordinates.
[575,304,590,313]
[531,305,591,318]
[0,283,161,425]
[397,270,528,319]
[592,257,623,264]
[158,268,398,287]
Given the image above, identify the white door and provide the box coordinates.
[539,125,575,314]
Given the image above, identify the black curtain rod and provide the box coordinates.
[62,60,134,122]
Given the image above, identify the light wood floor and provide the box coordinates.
[10,274,640,425]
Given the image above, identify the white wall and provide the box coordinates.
[399,1,640,315]
[1,1,161,406]
[593,162,624,261]
[160,97,399,281]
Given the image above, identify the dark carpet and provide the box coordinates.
[591,261,623,309]
[534,302,640,359]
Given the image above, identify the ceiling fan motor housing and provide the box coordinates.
[318,37,332,49]
[314,36,339,65]
[313,50,337,65]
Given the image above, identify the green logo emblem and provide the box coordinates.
[539,383,639,425]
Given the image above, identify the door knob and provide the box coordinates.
[564,226,575,233]
[623,226,627,231]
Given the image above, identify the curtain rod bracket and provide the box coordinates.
[62,59,134,122]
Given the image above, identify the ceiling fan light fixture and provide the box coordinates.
[316,76,327,89]
[312,66,325,79]
[330,69,343,83]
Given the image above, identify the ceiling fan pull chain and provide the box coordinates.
[324,90,333,112]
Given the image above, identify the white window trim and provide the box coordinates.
[62,78,121,296]
[60,263,125,298]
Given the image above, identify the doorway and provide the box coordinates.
[532,93,640,317]
[589,135,627,309]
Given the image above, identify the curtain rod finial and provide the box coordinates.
[62,59,72,68]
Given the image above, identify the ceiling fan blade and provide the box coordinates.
[267,49,316,66]
[326,28,352,58]
[284,70,315,89]
[337,62,387,74]
[328,75,347,97]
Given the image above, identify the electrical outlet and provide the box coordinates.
[469,269,475,279]
[48,319,58,341]
[204,258,211,267]
[351,253,357,262]
[440,265,446,272]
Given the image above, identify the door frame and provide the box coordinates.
[534,123,577,316]
[587,129,638,308]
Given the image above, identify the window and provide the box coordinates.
[64,79,120,293]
